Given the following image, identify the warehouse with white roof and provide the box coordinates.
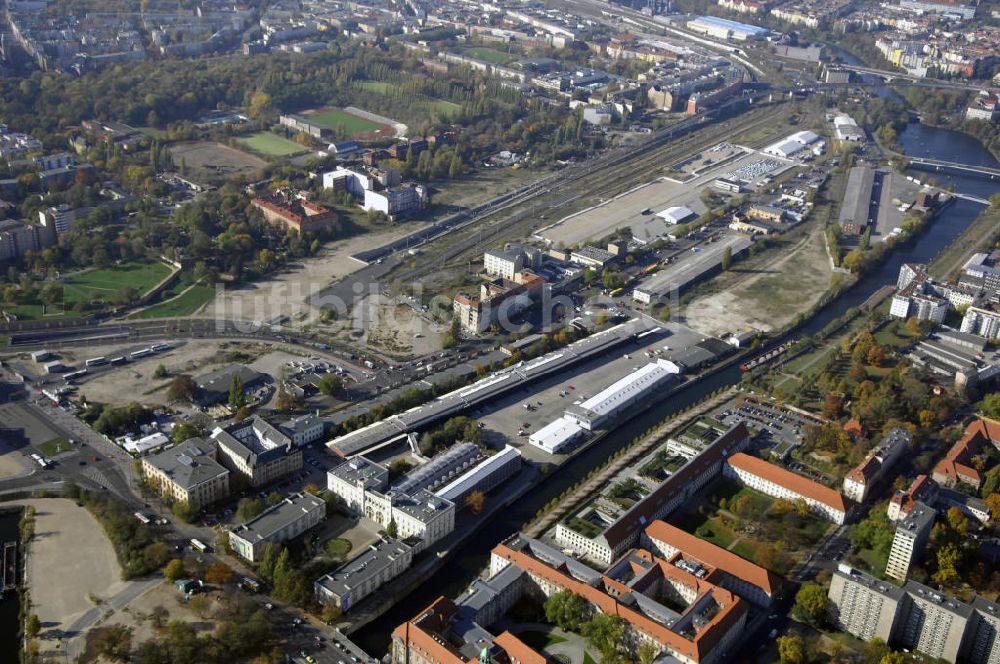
[563,358,681,430]
[656,205,697,225]
[529,416,587,455]
[763,130,825,159]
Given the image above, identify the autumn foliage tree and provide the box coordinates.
[465,490,485,515]
[205,562,235,586]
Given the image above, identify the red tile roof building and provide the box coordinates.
[642,520,781,608]
[555,423,752,565]
[842,428,910,503]
[932,418,1000,490]
[251,195,338,233]
[887,474,939,522]
[724,453,850,523]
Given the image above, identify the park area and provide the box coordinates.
[3,261,173,319]
[129,281,216,319]
[235,131,307,157]
[668,477,831,572]
[462,46,517,64]
[169,141,269,177]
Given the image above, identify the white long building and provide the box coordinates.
[563,359,681,430]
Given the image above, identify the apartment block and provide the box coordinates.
[885,502,935,581]
[828,566,906,642]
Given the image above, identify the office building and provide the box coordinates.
[885,502,935,581]
[724,453,849,523]
[483,243,543,280]
[453,272,546,334]
[315,538,413,611]
[228,491,325,562]
[141,438,230,509]
[212,416,303,488]
[363,184,428,220]
[278,413,325,447]
[828,565,907,642]
[251,194,338,233]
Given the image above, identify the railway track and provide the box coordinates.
[392,99,790,281]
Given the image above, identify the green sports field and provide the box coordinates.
[236,132,307,156]
[129,284,216,319]
[305,109,386,134]
[463,47,516,64]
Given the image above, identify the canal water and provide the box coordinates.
[0,510,21,659]
[353,123,999,654]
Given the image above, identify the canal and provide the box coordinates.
[0,509,21,660]
[353,121,999,654]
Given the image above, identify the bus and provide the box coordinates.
[609,287,624,297]
[241,577,262,593]
[134,512,151,525]
[190,538,208,553]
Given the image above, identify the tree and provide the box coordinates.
[793,582,828,626]
[880,653,906,664]
[164,558,186,582]
[945,506,968,537]
[153,364,168,379]
[149,605,169,629]
[205,562,235,586]
[583,614,625,662]
[544,591,588,630]
[25,613,40,638]
[166,375,198,403]
[465,490,485,515]
[637,642,659,664]
[985,493,1000,521]
[188,594,211,619]
[267,492,284,507]
[777,635,806,664]
[980,393,1000,420]
[172,500,198,523]
[171,421,200,444]
[229,374,246,410]
[318,374,343,397]
[721,245,732,271]
[237,497,264,522]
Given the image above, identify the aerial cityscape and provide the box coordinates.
[0,0,998,662]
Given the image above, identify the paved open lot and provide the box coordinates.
[535,149,795,247]
[0,402,66,453]
[875,172,925,239]
[476,326,691,462]
[20,499,126,636]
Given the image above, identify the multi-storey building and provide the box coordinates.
[888,474,939,521]
[251,194,338,233]
[141,438,230,509]
[933,418,1000,490]
[315,538,413,611]
[843,428,911,503]
[483,243,543,280]
[828,565,907,642]
[212,416,303,488]
[362,184,428,220]
[961,306,1000,340]
[830,566,1000,664]
[724,453,849,523]
[885,501,935,581]
[0,219,55,262]
[642,520,780,607]
[228,491,325,562]
[555,423,751,565]
[453,272,546,334]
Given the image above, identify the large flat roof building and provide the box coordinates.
[212,416,303,488]
[563,359,681,430]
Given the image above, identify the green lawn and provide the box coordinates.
[236,131,306,156]
[129,284,215,319]
[325,538,353,559]
[730,540,760,563]
[463,47,516,64]
[304,109,385,135]
[357,81,393,94]
[584,653,598,664]
[37,437,72,456]
[515,631,567,650]
[426,99,461,117]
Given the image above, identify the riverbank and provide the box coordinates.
[928,205,1000,280]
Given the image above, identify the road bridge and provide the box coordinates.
[837,64,990,92]
[909,157,1000,182]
